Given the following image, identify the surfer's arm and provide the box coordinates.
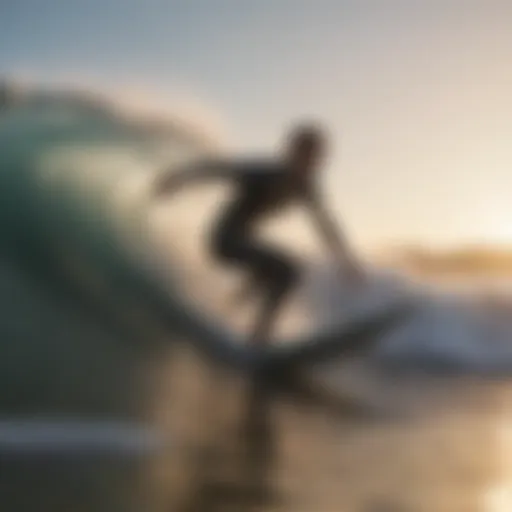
[153,159,238,197]
[305,191,363,277]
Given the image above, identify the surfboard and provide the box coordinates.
[120,251,417,374]
[267,299,415,370]
[172,300,413,373]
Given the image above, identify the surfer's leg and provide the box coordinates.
[212,232,264,307]
[247,246,299,346]
[212,231,299,343]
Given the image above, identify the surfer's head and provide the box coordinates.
[284,122,327,176]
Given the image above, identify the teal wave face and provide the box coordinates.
[0,94,196,419]
[0,93,211,276]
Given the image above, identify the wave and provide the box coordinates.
[0,80,220,272]
[2,80,512,378]
[305,266,512,375]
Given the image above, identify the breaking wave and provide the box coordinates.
[2,80,512,377]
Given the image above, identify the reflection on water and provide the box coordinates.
[1,249,512,512]
[154,346,511,512]
[178,375,276,512]
[1,254,512,512]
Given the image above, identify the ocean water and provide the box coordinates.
[1,84,512,512]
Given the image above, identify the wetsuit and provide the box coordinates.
[210,159,316,306]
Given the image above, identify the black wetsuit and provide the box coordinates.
[210,159,316,304]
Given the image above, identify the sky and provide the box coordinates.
[2,0,512,250]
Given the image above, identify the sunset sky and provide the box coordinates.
[2,1,512,250]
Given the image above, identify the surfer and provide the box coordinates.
[153,122,364,345]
